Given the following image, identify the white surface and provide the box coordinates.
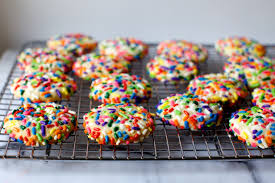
[0,160,257,183]
[0,0,275,55]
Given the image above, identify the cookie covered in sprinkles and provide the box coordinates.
[147,55,198,84]
[17,48,74,73]
[73,53,130,80]
[229,106,275,149]
[187,73,248,105]
[157,94,223,130]
[90,73,152,104]
[157,40,208,63]
[252,85,275,112]
[4,103,77,146]
[224,55,275,89]
[11,72,77,103]
[99,37,148,61]
[215,36,266,57]
[83,103,155,145]
[47,33,97,56]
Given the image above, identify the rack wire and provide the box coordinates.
[0,41,274,160]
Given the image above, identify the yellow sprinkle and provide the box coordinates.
[242,131,248,139]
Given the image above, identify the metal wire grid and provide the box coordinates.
[0,41,274,160]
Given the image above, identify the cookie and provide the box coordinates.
[146,55,198,84]
[47,33,97,56]
[252,85,275,112]
[3,103,77,146]
[187,73,248,105]
[215,36,266,57]
[224,55,275,89]
[11,72,77,103]
[17,48,74,73]
[89,73,152,104]
[99,37,148,61]
[72,53,130,80]
[229,106,275,149]
[157,94,223,130]
[83,103,155,145]
[157,40,208,63]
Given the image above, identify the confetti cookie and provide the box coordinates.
[224,55,275,89]
[157,40,208,63]
[187,73,248,105]
[147,55,199,84]
[47,33,97,56]
[83,103,155,145]
[17,48,74,73]
[215,36,266,57]
[157,94,223,130]
[252,85,275,112]
[11,72,77,103]
[90,73,152,104]
[98,37,148,61]
[3,103,77,146]
[72,53,130,80]
[229,106,275,149]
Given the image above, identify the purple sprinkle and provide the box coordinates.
[252,130,258,134]
[56,89,62,98]
[132,126,140,130]
[95,121,100,125]
[262,104,271,108]
[102,122,108,126]
[40,121,47,125]
[41,125,46,136]
[63,120,68,124]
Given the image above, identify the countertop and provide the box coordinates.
[0,50,274,183]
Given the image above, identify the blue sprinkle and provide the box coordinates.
[17,139,23,144]
[258,139,262,144]
[123,134,129,140]
[27,98,32,103]
[258,118,264,123]
[32,127,36,135]
[184,121,189,129]
[130,93,136,99]
[26,121,31,127]
[112,88,118,92]
[117,131,122,137]
[105,136,109,144]
[256,130,263,136]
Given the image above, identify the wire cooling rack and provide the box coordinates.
[0,41,274,160]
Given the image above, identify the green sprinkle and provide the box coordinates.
[105,92,110,98]
[36,123,41,130]
[20,125,26,130]
[164,114,172,119]
[108,120,113,127]
[114,133,119,139]
[118,112,129,119]
[259,93,265,102]
[37,134,43,142]
[249,82,260,88]
[272,88,275,97]
[161,105,170,110]
[251,106,260,113]
[114,126,119,132]
[246,117,254,126]
[7,129,12,134]
[174,110,182,115]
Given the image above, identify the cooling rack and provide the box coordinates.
[0,41,274,160]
